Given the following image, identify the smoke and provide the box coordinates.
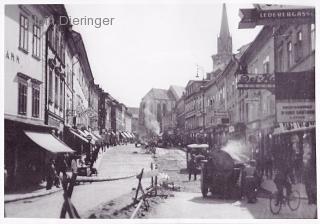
[143,100,160,135]
[221,140,251,163]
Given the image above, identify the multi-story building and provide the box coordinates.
[128,107,139,136]
[125,110,132,133]
[184,80,208,143]
[88,83,99,131]
[4,5,74,189]
[238,25,275,158]
[44,6,71,139]
[71,31,94,131]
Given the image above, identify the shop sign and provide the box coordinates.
[236,73,275,89]
[239,7,315,29]
[276,100,315,123]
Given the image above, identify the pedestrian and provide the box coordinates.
[56,154,68,179]
[188,154,197,181]
[302,137,316,204]
[264,151,273,179]
[46,159,56,190]
[244,160,259,203]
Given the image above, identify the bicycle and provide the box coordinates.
[269,189,301,215]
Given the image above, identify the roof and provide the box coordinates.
[128,107,139,118]
[169,85,185,100]
[144,88,172,100]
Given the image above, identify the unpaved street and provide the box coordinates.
[5,145,153,218]
[145,148,317,219]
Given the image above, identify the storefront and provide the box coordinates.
[5,118,74,190]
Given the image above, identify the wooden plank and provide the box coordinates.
[130,199,143,219]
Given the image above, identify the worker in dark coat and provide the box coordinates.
[188,154,198,181]
[46,159,56,190]
[244,160,260,203]
[303,139,317,204]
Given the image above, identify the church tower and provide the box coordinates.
[211,3,233,73]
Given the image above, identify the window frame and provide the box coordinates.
[48,68,53,103]
[32,84,40,118]
[311,24,315,51]
[18,79,28,115]
[32,24,41,58]
[19,14,29,52]
[54,74,59,108]
[287,41,293,69]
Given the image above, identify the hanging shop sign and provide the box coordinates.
[239,7,315,29]
[236,73,275,89]
[276,101,315,123]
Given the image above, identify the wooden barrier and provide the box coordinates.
[60,174,80,218]
[131,163,159,219]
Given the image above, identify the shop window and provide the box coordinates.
[32,25,41,58]
[19,14,29,52]
[32,85,40,117]
[18,80,28,115]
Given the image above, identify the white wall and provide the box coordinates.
[5,5,45,121]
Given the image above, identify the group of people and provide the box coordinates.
[45,154,76,190]
[273,134,316,205]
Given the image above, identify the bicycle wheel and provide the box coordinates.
[288,190,301,211]
[269,192,282,215]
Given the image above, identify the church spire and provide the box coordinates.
[219,3,230,38]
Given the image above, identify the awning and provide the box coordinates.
[24,131,74,154]
[78,130,95,145]
[120,132,127,138]
[127,132,133,138]
[93,131,102,139]
[124,132,131,138]
[68,129,88,143]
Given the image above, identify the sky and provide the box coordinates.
[66,2,262,108]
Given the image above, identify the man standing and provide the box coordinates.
[188,154,197,181]
[303,136,316,204]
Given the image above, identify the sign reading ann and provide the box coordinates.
[276,100,315,123]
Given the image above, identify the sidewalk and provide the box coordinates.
[260,177,308,199]
[5,148,107,203]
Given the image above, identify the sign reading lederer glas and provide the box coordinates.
[276,101,315,123]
